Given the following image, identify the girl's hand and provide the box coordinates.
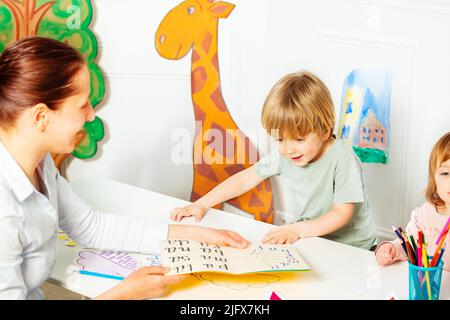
[96,266,186,300]
[262,224,301,244]
[170,203,208,222]
[375,243,397,266]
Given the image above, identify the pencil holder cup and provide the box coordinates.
[408,258,444,300]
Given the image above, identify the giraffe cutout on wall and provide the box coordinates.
[155,0,274,223]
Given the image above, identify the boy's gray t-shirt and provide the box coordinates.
[254,138,377,250]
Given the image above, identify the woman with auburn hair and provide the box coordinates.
[375,132,450,270]
[0,37,249,300]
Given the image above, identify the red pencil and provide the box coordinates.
[418,230,423,267]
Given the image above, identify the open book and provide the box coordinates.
[161,240,311,276]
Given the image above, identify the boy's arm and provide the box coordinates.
[196,166,266,209]
[262,203,355,244]
[171,166,267,221]
[294,203,355,238]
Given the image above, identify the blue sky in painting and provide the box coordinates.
[340,69,392,146]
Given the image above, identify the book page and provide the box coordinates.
[75,249,162,277]
[161,240,310,275]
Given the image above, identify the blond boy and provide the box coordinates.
[171,71,377,250]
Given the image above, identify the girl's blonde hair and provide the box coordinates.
[426,132,450,208]
[261,71,335,139]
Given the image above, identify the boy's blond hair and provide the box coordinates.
[426,132,450,208]
[261,71,335,139]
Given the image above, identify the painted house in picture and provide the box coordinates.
[338,69,392,164]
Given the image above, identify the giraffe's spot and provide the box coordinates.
[202,32,213,54]
[192,49,201,63]
[210,86,227,112]
[259,198,274,223]
[224,164,246,176]
[191,191,202,202]
[196,162,219,182]
[264,180,272,192]
[211,53,219,72]
[193,119,204,142]
[207,122,236,158]
[192,67,207,93]
[237,131,259,164]
[193,103,206,122]
[259,210,272,223]
[249,192,264,208]
[256,182,262,191]
[227,197,241,209]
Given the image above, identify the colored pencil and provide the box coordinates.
[422,248,432,300]
[399,229,416,264]
[418,230,423,267]
[409,235,417,252]
[430,229,449,267]
[79,270,125,281]
[392,226,408,257]
[404,240,416,265]
[402,231,416,255]
[436,216,450,245]
[436,249,445,267]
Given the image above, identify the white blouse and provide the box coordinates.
[0,142,168,299]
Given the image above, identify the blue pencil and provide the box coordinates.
[436,249,445,266]
[79,270,125,281]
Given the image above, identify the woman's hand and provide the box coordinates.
[96,266,186,300]
[261,224,301,244]
[168,224,250,249]
[170,203,208,222]
[375,243,397,266]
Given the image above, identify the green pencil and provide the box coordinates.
[409,235,417,252]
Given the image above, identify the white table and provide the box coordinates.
[49,178,450,300]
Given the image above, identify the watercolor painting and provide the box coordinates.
[337,69,392,164]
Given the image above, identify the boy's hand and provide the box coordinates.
[375,243,396,266]
[170,203,208,222]
[262,224,301,244]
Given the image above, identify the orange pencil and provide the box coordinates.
[430,229,449,267]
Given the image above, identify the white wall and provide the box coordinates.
[67,0,450,241]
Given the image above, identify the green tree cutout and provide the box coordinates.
[0,0,105,168]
